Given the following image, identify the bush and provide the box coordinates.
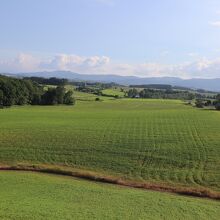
[64,91,75,105]
[41,88,58,105]
[215,103,220,110]
[195,99,204,108]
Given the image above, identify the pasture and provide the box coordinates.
[0,171,219,220]
[0,98,220,194]
[101,87,125,97]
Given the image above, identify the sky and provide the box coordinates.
[1,0,220,78]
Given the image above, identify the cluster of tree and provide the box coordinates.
[70,81,119,90]
[195,94,220,110]
[41,87,75,105]
[76,86,101,95]
[0,75,43,106]
[127,88,195,100]
[130,84,173,90]
[24,77,68,86]
[0,75,75,107]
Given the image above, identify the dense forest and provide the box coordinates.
[23,77,68,86]
[0,75,75,107]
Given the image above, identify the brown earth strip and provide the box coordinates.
[0,163,219,201]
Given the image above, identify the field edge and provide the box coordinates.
[0,163,219,201]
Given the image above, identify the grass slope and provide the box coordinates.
[0,171,219,220]
[102,88,125,97]
[0,99,220,193]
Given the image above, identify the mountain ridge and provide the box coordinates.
[2,71,220,91]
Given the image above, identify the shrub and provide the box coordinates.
[215,103,220,110]
[195,99,204,108]
[63,91,75,105]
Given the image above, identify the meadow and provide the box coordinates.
[0,98,220,196]
[0,171,219,220]
[101,87,125,97]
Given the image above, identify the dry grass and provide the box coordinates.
[1,163,219,201]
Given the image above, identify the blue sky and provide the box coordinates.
[1,0,220,78]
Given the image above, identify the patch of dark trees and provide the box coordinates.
[73,82,118,89]
[130,84,173,90]
[195,94,220,110]
[24,77,68,86]
[127,88,196,100]
[130,84,216,94]
[28,76,119,89]
[0,75,75,107]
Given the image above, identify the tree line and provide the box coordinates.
[24,77,68,86]
[0,75,75,107]
[195,94,220,110]
[127,88,195,100]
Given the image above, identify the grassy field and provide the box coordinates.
[0,171,219,220]
[73,90,100,101]
[64,85,114,101]
[0,98,220,194]
[101,88,125,97]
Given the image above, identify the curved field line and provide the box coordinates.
[0,164,219,201]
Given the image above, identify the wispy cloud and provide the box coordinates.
[210,21,220,27]
[1,53,220,79]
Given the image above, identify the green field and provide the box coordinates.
[0,171,219,220]
[64,86,114,101]
[73,90,100,101]
[102,88,125,97]
[0,99,220,194]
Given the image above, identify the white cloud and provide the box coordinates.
[40,54,110,72]
[0,53,41,72]
[0,53,220,79]
[210,21,220,27]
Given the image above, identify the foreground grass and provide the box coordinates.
[0,99,220,194]
[0,171,219,220]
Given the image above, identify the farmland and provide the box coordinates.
[101,87,126,97]
[0,171,219,220]
[0,98,220,196]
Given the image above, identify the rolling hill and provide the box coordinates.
[8,71,220,91]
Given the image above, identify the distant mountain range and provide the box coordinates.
[2,71,220,92]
